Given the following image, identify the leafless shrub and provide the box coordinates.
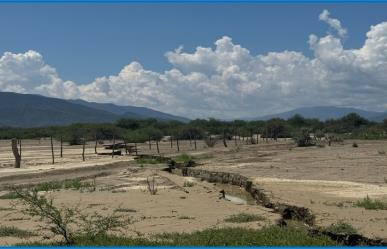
[146,176,158,195]
[204,138,217,148]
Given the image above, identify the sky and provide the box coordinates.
[0,3,387,119]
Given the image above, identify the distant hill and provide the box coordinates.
[0,92,189,128]
[0,92,120,127]
[69,99,190,123]
[252,106,386,122]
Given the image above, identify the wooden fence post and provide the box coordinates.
[82,137,86,161]
[124,140,128,155]
[94,134,98,154]
[156,140,160,154]
[11,138,21,168]
[170,136,173,148]
[112,136,115,158]
[148,136,151,150]
[194,136,197,150]
[176,138,180,152]
[60,136,63,158]
[50,136,54,164]
[134,142,138,156]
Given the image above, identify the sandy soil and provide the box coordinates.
[194,139,387,239]
[1,138,387,243]
[0,165,279,245]
[0,138,205,170]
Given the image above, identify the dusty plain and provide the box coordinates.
[0,138,387,244]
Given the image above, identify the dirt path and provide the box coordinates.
[0,160,133,190]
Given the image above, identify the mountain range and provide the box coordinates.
[1,92,386,128]
[0,92,188,127]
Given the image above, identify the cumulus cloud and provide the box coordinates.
[319,9,347,38]
[0,10,387,119]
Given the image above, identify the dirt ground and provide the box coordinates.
[0,138,387,244]
[195,139,387,239]
[0,165,278,245]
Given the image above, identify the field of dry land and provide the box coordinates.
[0,138,386,245]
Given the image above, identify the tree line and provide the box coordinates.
[0,113,386,143]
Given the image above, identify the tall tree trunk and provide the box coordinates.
[135,142,138,155]
[189,133,192,146]
[148,136,151,150]
[12,138,21,168]
[50,136,54,164]
[194,136,197,150]
[176,138,180,152]
[170,136,173,148]
[156,140,160,154]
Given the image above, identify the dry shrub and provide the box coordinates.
[12,189,131,244]
[146,176,158,195]
[204,137,217,148]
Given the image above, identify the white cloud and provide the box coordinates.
[0,11,387,119]
[319,9,347,38]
